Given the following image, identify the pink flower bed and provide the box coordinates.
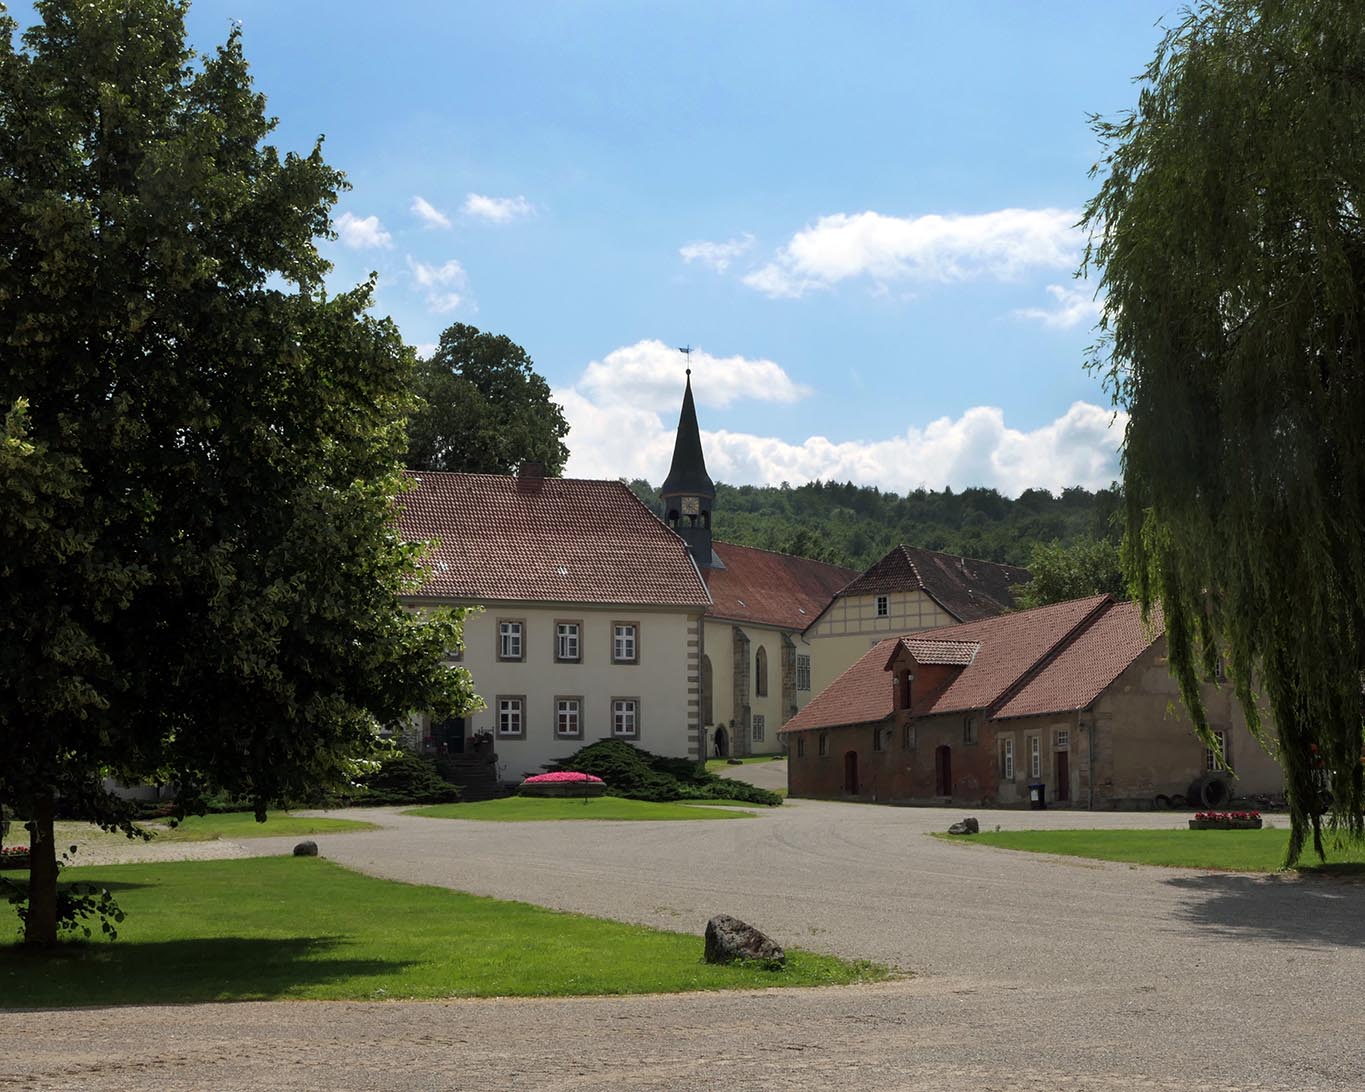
[523,772,604,784]
[1194,811,1260,821]
[0,845,30,857]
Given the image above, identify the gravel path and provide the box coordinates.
[3,801,1363,1091]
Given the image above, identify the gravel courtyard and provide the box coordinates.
[2,799,1362,1091]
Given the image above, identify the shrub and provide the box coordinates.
[351,753,460,806]
[547,740,781,807]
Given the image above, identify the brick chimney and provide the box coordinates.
[516,461,545,493]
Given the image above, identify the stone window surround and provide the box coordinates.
[1001,737,1015,780]
[796,653,811,692]
[612,696,641,738]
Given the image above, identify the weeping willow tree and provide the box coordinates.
[1083,0,1365,863]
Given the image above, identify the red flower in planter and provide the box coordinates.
[523,772,605,784]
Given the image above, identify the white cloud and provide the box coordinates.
[463,193,535,223]
[679,233,755,273]
[578,340,810,411]
[558,344,1123,495]
[335,211,392,249]
[407,257,468,314]
[410,195,452,230]
[744,207,1081,299]
[1015,282,1104,331]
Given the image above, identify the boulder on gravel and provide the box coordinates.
[947,817,980,835]
[293,840,319,857]
[704,914,785,967]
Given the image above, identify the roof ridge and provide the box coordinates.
[897,543,925,589]
[401,469,630,486]
[986,596,1116,718]
[900,542,1026,570]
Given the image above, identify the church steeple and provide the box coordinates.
[661,369,716,567]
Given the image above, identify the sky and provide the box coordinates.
[15,1,1182,496]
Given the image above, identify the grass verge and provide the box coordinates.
[0,858,887,1006]
[937,828,1365,874]
[148,812,378,842]
[406,797,758,821]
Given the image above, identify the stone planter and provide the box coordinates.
[519,780,607,798]
[1188,818,1262,830]
[0,853,31,870]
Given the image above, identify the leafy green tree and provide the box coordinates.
[1083,0,1365,861]
[1013,538,1126,610]
[406,323,570,475]
[0,0,476,944]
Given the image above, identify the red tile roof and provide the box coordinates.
[705,542,858,630]
[830,544,1029,622]
[892,637,981,667]
[996,600,1161,718]
[781,595,1147,734]
[396,471,711,607]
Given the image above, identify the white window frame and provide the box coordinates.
[497,696,525,739]
[555,621,581,664]
[555,697,583,739]
[1001,738,1015,781]
[1029,735,1041,779]
[752,713,766,742]
[1055,729,1070,750]
[497,620,524,662]
[796,654,811,692]
[612,623,639,664]
[1206,729,1229,772]
[875,595,889,618]
[612,698,640,739]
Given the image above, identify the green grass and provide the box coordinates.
[406,796,758,821]
[0,858,887,1006]
[148,811,378,842]
[938,827,1365,874]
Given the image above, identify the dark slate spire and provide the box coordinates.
[661,370,715,499]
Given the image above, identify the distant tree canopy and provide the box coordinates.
[406,323,569,475]
[1013,538,1126,610]
[1084,0,1365,861]
[628,478,1122,571]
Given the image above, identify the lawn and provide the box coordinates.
[0,858,886,1006]
[147,811,378,842]
[407,797,759,821]
[940,827,1365,874]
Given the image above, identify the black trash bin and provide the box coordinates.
[1027,782,1046,810]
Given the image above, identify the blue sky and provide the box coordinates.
[16,1,1179,494]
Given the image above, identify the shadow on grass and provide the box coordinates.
[0,935,415,1009]
[1164,872,1365,949]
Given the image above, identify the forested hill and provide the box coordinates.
[628,479,1122,571]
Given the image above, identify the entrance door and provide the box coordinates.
[434,716,465,754]
[843,751,859,795]
[713,726,728,758]
[1056,751,1070,802]
[935,745,953,797]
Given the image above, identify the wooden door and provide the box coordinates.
[1056,751,1070,802]
[935,745,952,797]
[843,750,858,795]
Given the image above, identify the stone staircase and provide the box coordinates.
[435,753,505,802]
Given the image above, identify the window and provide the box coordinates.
[755,646,768,697]
[796,736,806,758]
[555,697,582,739]
[818,733,829,757]
[1001,738,1014,780]
[752,713,765,742]
[963,715,979,745]
[903,723,916,750]
[612,698,639,738]
[497,620,524,661]
[796,654,811,692]
[1029,735,1041,779]
[1206,729,1229,772]
[1055,729,1070,749]
[612,623,639,664]
[497,697,525,738]
[555,622,581,663]
[875,595,889,618]
[872,725,883,752]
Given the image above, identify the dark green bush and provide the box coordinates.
[548,740,781,807]
[351,753,460,806]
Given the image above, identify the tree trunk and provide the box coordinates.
[24,792,59,947]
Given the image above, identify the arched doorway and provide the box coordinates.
[934,745,952,796]
[713,725,728,758]
[843,750,859,795]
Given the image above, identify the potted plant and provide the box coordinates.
[1189,810,1263,830]
[0,845,31,870]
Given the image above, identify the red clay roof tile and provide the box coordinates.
[832,544,1029,621]
[705,542,858,630]
[396,471,711,607]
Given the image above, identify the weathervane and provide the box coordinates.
[678,344,692,375]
